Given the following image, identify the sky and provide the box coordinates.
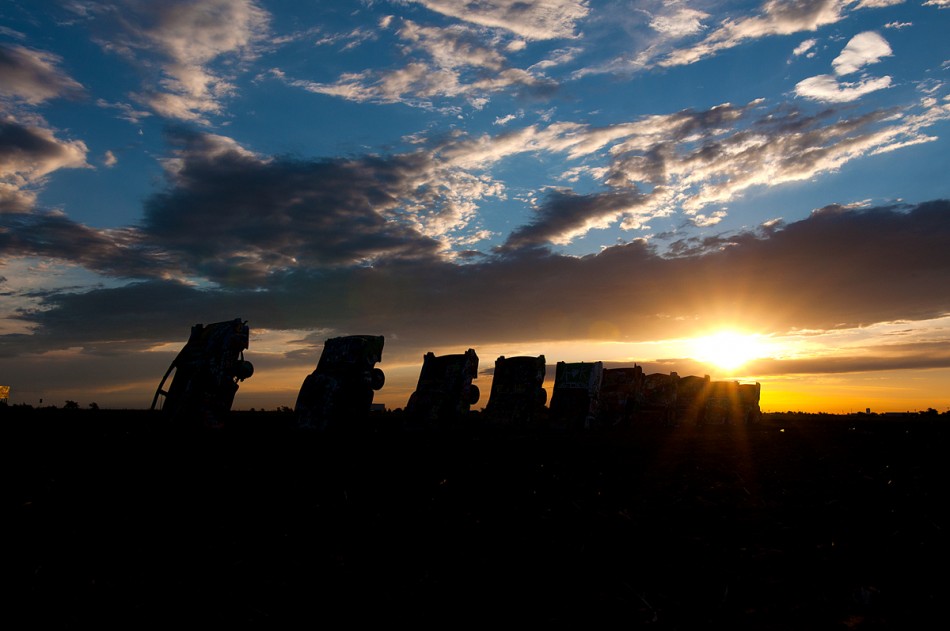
[1,0,949,414]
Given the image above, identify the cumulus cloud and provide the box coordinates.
[795,73,893,102]
[410,0,590,40]
[87,0,269,122]
[831,31,892,75]
[0,43,84,104]
[794,31,893,102]
[0,115,89,212]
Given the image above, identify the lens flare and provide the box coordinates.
[690,330,767,372]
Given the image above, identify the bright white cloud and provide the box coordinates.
[649,7,709,38]
[795,73,893,101]
[661,0,850,67]
[793,38,818,56]
[832,31,892,75]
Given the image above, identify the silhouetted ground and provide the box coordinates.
[7,408,949,628]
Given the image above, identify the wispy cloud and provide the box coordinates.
[81,0,270,123]
[276,18,555,109]
[0,43,85,104]
[410,0,590,40]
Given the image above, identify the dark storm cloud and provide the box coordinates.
[4,201,950,372]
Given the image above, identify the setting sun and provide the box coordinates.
[690,331,768,372]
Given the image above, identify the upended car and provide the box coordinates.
[405,348,479,430]
[294,335,385,431]
[151,318,254,427]
[482,354,547,428]
[548,361,604,431]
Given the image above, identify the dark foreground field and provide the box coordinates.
[7,409,950,629]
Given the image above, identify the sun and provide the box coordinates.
[690,330,767,372]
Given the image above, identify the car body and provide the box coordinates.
[703,380,762,425]
[151,318,254,427]
[548,361,604,431]
[294,335,385,431]
[405,349,479,430]
[482,355,547,428]
[598,365,644,427]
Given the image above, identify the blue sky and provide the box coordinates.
[2,1,949,412]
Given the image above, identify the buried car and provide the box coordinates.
[548,361,604,431]
[598,365,644,427]
[294,335,385,431]
[405,349,480,430]
[482,355,548,428]
[151,318,254,427]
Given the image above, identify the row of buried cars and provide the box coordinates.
[151,319,761,431]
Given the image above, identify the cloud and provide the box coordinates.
[137,128,456,284]
[0,115,89,212]
[795,73,893,102]
[648,6,709,38]
[831,31,892,75]
[0,43,85,104]
[86,0,270,122]
[103,150,117,167]
[660,0,850,68]
[795,31,893,102]
[95,99,152,124]
[793,38,818,57]
[5,201,950,365]
[278,19,556,108]
[409,0,590,40]
[501,188,648,250]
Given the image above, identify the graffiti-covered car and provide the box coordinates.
[406,349,479,429]
[639,372,679,425]
[703,380,761,425]
[294,335,385,431]
[598,365,644,427]
[483,355,547,428]
[548,361,604,431]
[151,318,254,427]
